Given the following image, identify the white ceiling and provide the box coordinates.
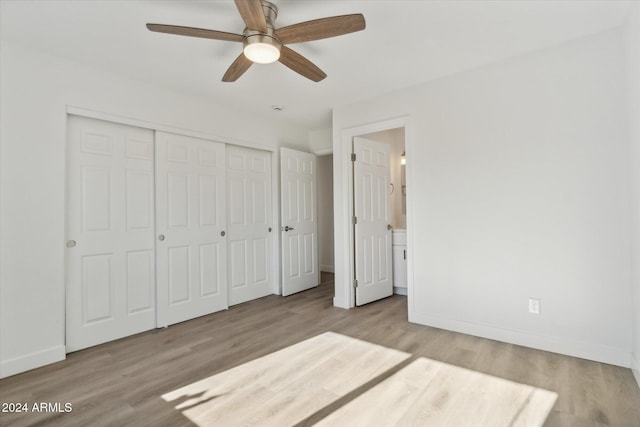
[0,0,634,130]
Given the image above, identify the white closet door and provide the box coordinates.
[280,148,318,296]
[156,132,227,326]
[227,145,273,306]
[353,137,393,306]
[66,116,156,352]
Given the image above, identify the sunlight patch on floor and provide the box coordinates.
[317,357,558,427]
[162,331,557,426]
[161,332,411,426]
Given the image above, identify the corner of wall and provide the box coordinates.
[626,0,640,390]
[309,128,333,155]
[632,351,640,389]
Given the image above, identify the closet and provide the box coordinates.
[65,115,273,352]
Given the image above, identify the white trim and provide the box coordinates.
[271,150,281,295]
[335,116,413,309]
[320,264,335,273]
[632,352,640,390]
[0,346,66,379]
[393,287,408,296]
[66,105,275,153]
[409,310,632,368]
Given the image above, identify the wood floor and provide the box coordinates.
[1,274,639,426]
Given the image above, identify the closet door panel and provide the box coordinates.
[156,132,227,326]
[66,115,155,352]
[227,145,273,306]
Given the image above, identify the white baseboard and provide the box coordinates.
[0,345,66,379]
[333,296,349,309]
[632,352,640,390]
[393,287,408,296]
[409,310,631,368]
[320,265,335,273]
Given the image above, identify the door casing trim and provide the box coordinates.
[335,115,413,310]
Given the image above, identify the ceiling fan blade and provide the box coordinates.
[275,14,365,44]
[222,53,253,82]
[234,0,267,33]
[146,24,244,42]
[278,46,326,82]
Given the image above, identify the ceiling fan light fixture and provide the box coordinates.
[243,34,281,64]
[147,1,366,82]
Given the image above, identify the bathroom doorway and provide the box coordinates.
[352,127,408,306]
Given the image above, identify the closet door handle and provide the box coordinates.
[221,231,226,237]
[66,240,77,248]
[284,226,294,232]
[387,224,393,230]
[158,234,165,241]
[404,249,406,260]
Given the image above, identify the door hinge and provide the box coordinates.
[352,216,357,225]
[353,279,358,288]
[351,153,356,162]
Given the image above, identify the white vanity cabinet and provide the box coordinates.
[392,230,407,294]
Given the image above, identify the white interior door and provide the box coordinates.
[353,137,393,305]
[156,132,227,326]
[227,145,273,306]
[281,148,318,296]
[66,116,156,352]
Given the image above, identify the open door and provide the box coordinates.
[280,148,318,296]
[353,137,393,305]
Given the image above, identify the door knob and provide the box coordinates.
[66,240,76,248]
[284,226,294,232]
[158,234,165,241]
[221,231,226,237]
[387,224,393,230]
[268,227,272,232]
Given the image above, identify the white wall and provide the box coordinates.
[0,41,310,378]
[309,128,333,155]
[317,155,334,273]
[333,27,634,367]
[626,3,640,385]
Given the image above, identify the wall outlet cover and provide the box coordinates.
[528,298,541,315]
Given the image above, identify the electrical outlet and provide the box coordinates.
[528,298,541,315]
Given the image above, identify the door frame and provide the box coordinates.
[335,116,413,309]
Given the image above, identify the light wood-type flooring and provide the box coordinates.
[1,273,639,426]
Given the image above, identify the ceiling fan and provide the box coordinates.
[146,0,366,82]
